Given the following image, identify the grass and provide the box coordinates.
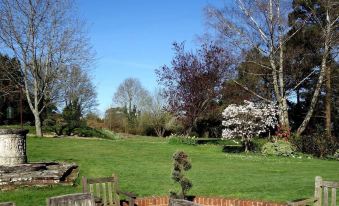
[0,136,338,206]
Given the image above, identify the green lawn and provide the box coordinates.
[0,136,338,206]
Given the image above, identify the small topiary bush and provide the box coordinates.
[170,151,192,199]
[261,141,295,157]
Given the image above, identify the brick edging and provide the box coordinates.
[135,196,288,206]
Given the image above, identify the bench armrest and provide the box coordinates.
[117,190,137,199]
[287,197,317,206]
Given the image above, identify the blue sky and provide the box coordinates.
[76,0,226,114]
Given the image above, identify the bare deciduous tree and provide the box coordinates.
[62,66,97,116]
[148,89,172,137]
[113,78,151,114]
[0,0,94,136]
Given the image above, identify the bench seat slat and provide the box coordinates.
[331,188,336,206]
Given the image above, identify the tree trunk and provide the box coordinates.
[155,127,165,137]
[269,59,290,132]
[297,62,326,136]
[297,9,331,136]
[243,137,250,153]
[281,97,290,131]
[24,71,43,137]
[277,9,290,133]
[325,66,332,137]
[34,112,42,137]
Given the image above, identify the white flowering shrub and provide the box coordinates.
[222,100,278,152]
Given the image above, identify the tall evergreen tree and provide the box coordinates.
[288,0,338,136]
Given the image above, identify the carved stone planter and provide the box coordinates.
[0,129,29,166]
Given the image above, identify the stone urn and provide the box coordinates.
[0,129,29,165]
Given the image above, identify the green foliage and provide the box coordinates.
[73,127,119,140]
[333,149,339,160]
[171,151,192,199]
[62,99,83,135]
[195,115,223,138]
[261,141,296,157]
[251,138,269,152]
[99,129,121,140]
[43,99,92,137]
[290,133,338,157]
[73,127,100,137]
[167,134,197,145]
[43,114,67,136]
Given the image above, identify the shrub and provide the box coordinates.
[73,127,118,140]
[333,149,339,160]
[251,138,269,152]
[43,114,67,136]
[74,127,102,137]
[167,134,197,145]
[261,141,295,157]
[290,133,338,157]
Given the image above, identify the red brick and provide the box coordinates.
[211,197,215,205]
[204,197,209,205]
[133,196,286,206]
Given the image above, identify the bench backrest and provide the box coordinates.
[315,176,338,206]
[46,193,95,206]
[82,174,120,206]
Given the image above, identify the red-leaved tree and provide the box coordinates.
[156,42,233,134]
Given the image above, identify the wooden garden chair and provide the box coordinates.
[46,193,95,206]
[288,176,338,206]
[82,174,136,206]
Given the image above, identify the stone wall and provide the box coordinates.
[134,196,288,206]
[0,129,28,165]
[0,162,79,191]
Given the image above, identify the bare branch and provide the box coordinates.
[237,0,269,43]
[233,80,273,103]
[291,70,317,91]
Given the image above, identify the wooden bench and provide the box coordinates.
[195,138,220,144]
[288,176,338,206]
[82,174,136,206]
[46,193,95,206]
[0,203,15,206]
